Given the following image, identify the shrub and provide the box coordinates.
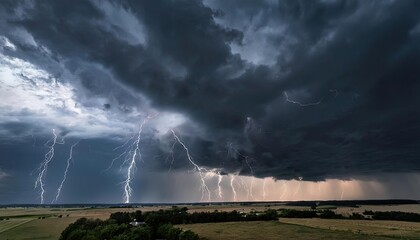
[279,209,317,218]
[319,210,344,219]
[372,211,420,222]
[179,230,199,240]
[349,213,365,220]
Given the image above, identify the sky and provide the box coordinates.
[1,0,420,204]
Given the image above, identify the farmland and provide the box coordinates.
[1,203,420,239]
[177,221,395,240]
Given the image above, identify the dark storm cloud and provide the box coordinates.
[1,0,420,182]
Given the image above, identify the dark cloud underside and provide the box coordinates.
[1,0,420,186]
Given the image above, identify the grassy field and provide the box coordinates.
[335,204,420,215]
[1,204,420,239]
[0,206,170,240]
[177,221,394,240]
[0,208,125,240]
[0,218,33,234]
[280,218,420,239]
[1,217,77,240]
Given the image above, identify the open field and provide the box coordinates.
[0,218,33,234]
[177,221,394,240]
[185,203,309,213]
[1,204,420,239]
[335,204,420,215]
[0,206,175,240]
[0,206,172,219]
[280,218,420,239]
[1,217,76,240]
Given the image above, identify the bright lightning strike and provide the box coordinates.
[262,178,267,200]
[230,175,237,202]
[102,134,138,172]
[35,129,64,204]
[52,141,79,203]
[226,142,256,200]
[292,177,303,199]
[239,176,251,200]
[284,91,322,106]
[171,129,211,202]
[340,180,348,200]
[217,173,223,199]
[164,140,177,172]
[123,115,154,204]
[279,181,288,200]
[103,134,137,173]
[244,157,255,200]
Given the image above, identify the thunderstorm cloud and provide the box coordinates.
[0,0,420,203]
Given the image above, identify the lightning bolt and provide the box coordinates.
[292,177,303,199]
[103,150,129,173]
[239,176,251,200]
[230,174,237,202]
[244,157,255,200]
[217,173,223,199]
[103,134,136,173]
[171,129,211,202]
[123,115,154,203]
[226,142,256,200]
[262,178,267,200]
[52,141,79,203]
[284,91,322,106]
[340,180,347,200]
[35,129,64,204]
[164,140,177,172]
[113,134,136,152]
[318,182,322,192]
[279,181,288,200]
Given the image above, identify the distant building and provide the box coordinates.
[129,219,145,227]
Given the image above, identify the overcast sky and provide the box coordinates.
[1,0,420,204]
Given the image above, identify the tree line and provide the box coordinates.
[278,208,420,222]
[365,210,420,222]
[60,217,198,240]
[60,206,278,240]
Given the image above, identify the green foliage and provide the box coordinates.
[60,211,192,240]
[80,233,98,240]
[66,229,90,240]
[131,226,152,239]
[279,209,317,218]
[60,218,104,240]
[318,210,344,219]
[110,212,132,224]
[99,223,129,239]
[278,209,348,219]
[179,230,199,240]
[363,210,374,215]
[157,224,182,240]
[61,207,279,240]
[142,208,278,225]
[132,210,144,222]
[111,226,152,240]
[372,211,420,222]
[262,209,278,219]
[348,213,365,220]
